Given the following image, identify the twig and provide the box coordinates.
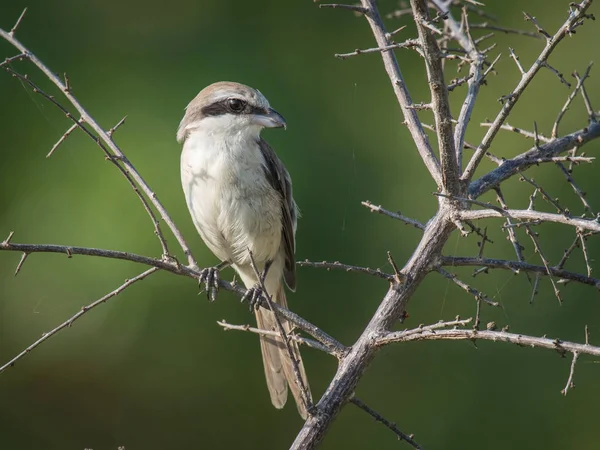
[519,175,567,214]
[469,121,600,198]
[0,239,346,355]
[480,122,552,143]
[217,320,336,356]
[470,22,542,39]
[494,188,528,266]
[412,0,459,194]
[9,8,27,35]
[523,224,562,303]
[442,256,600,288]
[0,28,197,267]
[578,229,593,277]
[459,208,600,233]
[2,66,174,262]
[0,268,159,374]
[298,259,393,281]
[335,39,420,59]
[319,4,368,14]
[522,12,552,39]
[542,61,571,88]
[555,160,593,212]
[557,234,581,269]
[108,116,127,137]
[378,328,600,358]
[437,268,499,306]
[462,0,594,181]
[350,397,423,449]
[530,272,541,304]
[561,352,579,395]
[46,122,80,158]
[362,201,425,230]
[356,0,443,186]
[552,63,593,138]
[575,70,597,122]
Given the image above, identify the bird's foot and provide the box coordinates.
[241,284,265,312]
[198,266,220,302]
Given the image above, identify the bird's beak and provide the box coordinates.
[253,108,287,130]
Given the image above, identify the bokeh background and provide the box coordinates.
[1,1,599,449]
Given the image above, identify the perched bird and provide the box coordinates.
[178,81,311,418]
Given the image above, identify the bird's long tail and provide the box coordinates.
[255,283,312,419]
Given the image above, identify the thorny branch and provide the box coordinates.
[2,1,600,449]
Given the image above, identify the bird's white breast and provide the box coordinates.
[181,124,283,267]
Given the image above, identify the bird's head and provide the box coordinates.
[177,81,286,143]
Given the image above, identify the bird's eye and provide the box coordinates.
[227,98,246,113]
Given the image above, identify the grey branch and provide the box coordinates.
[469,121,600,198]
[0,238,346,363]
[0,268,159,374]
[217,320,338,357]
[377,328,600,358]
[458,209,600,234]
[356,0,443,186]
[350,397,423,449]
[441,256,600,288]
[0,27,198,268]
[462,0,594,181]
[3,2,600,449]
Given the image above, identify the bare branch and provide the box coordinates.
[523,224,562,303]
[362,201,425,230]
[350,397,423,449]
[462,0,594,181]
[353,0,443,186]
[319,3,368,14]
[0,239,345,355]
[458,208,600,234]
[298,259,394,281]
[575,70,597,122]
[470,22,542,39]
[412,0,459,193]
[217,320,337,356]
[494,188,528,265]
[46,122,80,158]
[0,28,198,267]
[552,64,593,138]
[578,230,593,277]
[9,8,27,35]
[441,256,600,288]
[469,121,600,198]
[378,328,600,358]
[437,268,499,306]
[561,352,579,395]
[0,268,159,374]
[335,39,420,59]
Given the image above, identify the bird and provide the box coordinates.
[178,81,311,419]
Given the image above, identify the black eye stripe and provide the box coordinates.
[201,99,267,117]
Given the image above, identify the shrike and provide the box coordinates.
[178,81,311,418]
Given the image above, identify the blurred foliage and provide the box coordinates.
[1,1,599,449]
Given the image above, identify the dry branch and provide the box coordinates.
[2,1,600,449]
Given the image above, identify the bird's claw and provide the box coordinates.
[198,266,220,302]
[241,285,264,312]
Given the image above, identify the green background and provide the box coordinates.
[1,1,599,449]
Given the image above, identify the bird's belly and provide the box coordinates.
[182,149,282,266]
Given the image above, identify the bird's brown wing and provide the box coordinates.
[257,137,297,291]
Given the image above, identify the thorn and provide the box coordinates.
[63,73,71,92]
[387,251,403,284]
[3,231,15,245]
[10,8,28,35]
[15,252,29,276]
